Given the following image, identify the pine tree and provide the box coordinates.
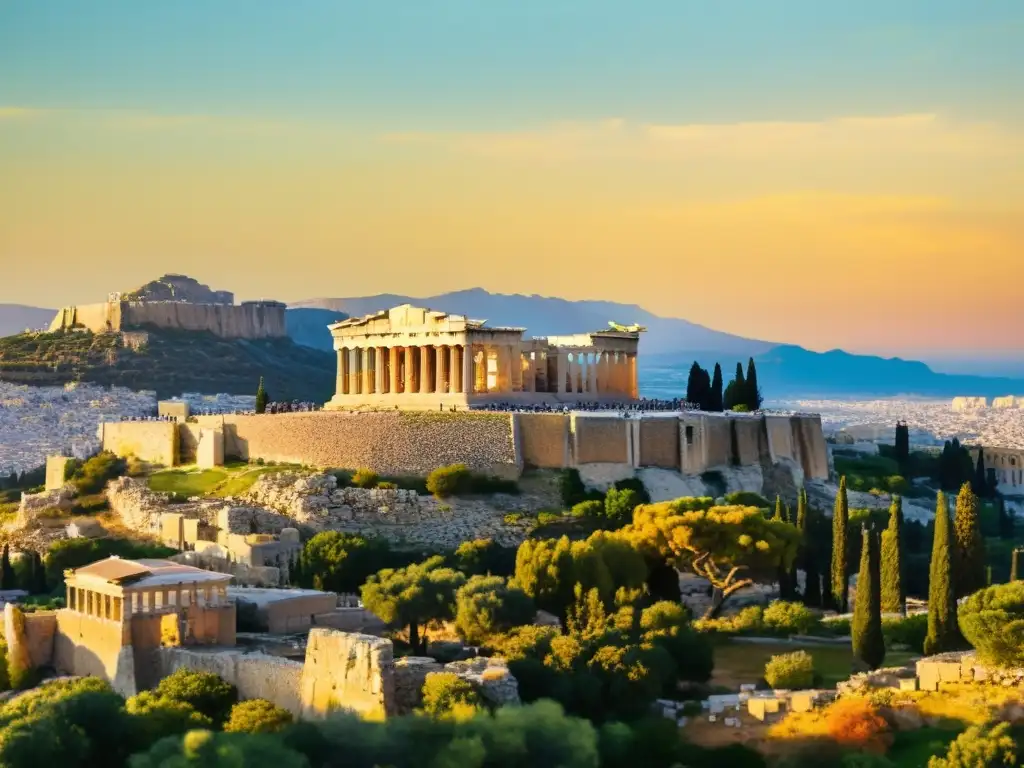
[709,364,724,412]
[1011,548,1022,582]
[831,476,850,613]
[953,482,986,598]
[924,492,959,655]
[880,496,905,614]
[974,449,988,499]
[0,544,13,590]
[745,358,762,411]
[852,525,885,670]
[255,377,268,414]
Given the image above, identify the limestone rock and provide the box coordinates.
[443,657,520,707]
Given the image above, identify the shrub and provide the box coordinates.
[224,698,293,734]
[420,672,483,717]
[724,491,772,509]
[558,468,587,507]
[958,582,1024,668]
[882,613,928,653]
[426,463,471,498]
[928,722,1018,768]
[571,500,604,519]
[604,487,641,526]
[152,668,239,726]
[537,511,563,525]
[68,450,127,495]
[467,474,519,495]
[612,477,650,505]
[762,600,820,636]
[694,605,764,635]
[375,480,397,490]
[125,691,213,742]
[764,650,815,689]
[351,467,379,488]
[823,699,893,754]
[454,575,535,645]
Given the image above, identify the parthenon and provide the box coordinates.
[324,304,642,410]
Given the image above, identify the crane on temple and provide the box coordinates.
[607,321,647,333]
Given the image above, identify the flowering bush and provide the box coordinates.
[823,699,893,754]
[764,650,815,690]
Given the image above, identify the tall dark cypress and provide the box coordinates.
[0,544,14,590]
[953,482,986,598]
[30,551,47,595]
[998,497,1015,540]
[831,477,850,612]
[773,496,784,521]
[924,492,959,655]
[974,449,989,499]
[797,489,819,604]
[686,362,701,406]
[745,357,762,411]
[894,422,910,468]
[880,496,905,614]
[255,376,268,414]
[852,525,885,670]
[709,364,724,412]
[1012,548,1022,582]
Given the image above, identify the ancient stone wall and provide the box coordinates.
[178,422,202,464]
[299,628,395,719]
[101,421,178,467]
[699,416,733,468]
[22,611,57,668]
[573,416,629,464]
[49,300,286,339]
[733,417,768,466]
[638,418,680,469]
[516,413,570,468]
[45,456,72,491]
[792,415,830,480]
[155,647,304,715]
[202,411,517,477]
[53,609,136,695]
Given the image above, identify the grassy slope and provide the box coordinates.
[0,326,334,401]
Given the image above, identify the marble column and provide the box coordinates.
[524,353,536,392]
[495,345,509,393]
[389,347,400,394]
[419,346,432,394]
[628,353,638,399]
[362,348,372,394]
[450,345,461,393]
[348,348,359,395]
[336,349,345,397]
[375,347,386,394]
[435,346,446,393]
[556,352,568,394]
[587,352,597,394]
[404,346,416,393]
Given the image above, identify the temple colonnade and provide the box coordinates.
[65,582,229,622]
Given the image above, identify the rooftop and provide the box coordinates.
[69,556,232,590]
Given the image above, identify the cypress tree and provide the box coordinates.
[880,496,905,614]
[924,492,959,655]
[255,377,268,414]
[1011,548,1022,582]
[852,525,885,670]
[894,422,910,468]
[0,544,13,590]
[953,482,986,598]
[32,551,47,595]
[686,362,703,406]
[773,496,784,521]
[745,357,762,411]
[724,363,746,411]
[998,497,1015,540]
[831,476,850,613]
[797,490,822,605]
[974,449,988,499]
[709,364,724,412]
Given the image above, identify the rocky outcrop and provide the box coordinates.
[17,485,74,527]
[443,657,520,707]
[123,274,234,305]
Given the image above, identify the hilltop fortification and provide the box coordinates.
[48,274,287,340]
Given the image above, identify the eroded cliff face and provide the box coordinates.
[123,274,234,304]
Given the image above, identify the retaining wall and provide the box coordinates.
[101,421,178,467]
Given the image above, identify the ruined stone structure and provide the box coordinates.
[48,274,286,339]
[325,304,642,410]
[969,446,1024,496]
[53,557,236,695]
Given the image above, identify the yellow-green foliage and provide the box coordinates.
[352,468,380,489]
[426,463,470,498]
[928,722,1018,768]
[762,600,821,636]
[958,582,1024,669]
[764,650,815,690]
[223,698,293,734]
[420,672,483,718]
[694,605,764,635]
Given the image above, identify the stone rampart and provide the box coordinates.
[573,416,629,464]
[22,611,57,668]
[638,418,680,469]
[101,421,178,467]
[516,413,570,468]
[52,608,136,695]
[300,628,395,719]
[49,300,286,339]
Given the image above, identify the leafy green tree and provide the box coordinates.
[928,722,1018,768]
[454,575,535,645]
[852,526,885,670]
[125,691,213,744]
[255,377,268,414]
[625,502,800,618]
[831,477,850,613]
[744,357,762,411]
[0,544,14,590]
[604,487,640,527]
[957,582,1024,669]
[223,699,294,734]
[420,672,484,718]
[151,668,239,727]
[880,496,905,614]
[131,729,308,768]
[925,492,960,655]
[361,555,466,653]
[296,531,391,593]
[953,482,986,598]
[709,363,724,412]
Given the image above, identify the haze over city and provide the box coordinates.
[2,1,1023,364]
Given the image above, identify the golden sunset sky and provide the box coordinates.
[1,2,1022,357]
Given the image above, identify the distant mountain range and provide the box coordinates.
[5,290,1024,399]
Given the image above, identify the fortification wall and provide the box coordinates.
[573,416,629,465]
[154,647,304,715]
[22,611,57,668]
[638,418,679,469]
[792,415,829,479]
[213,411,517,477]
[516,414,570,468]
[701,416,734,468]
[48,300,286,339]
[733,418,768,466]
[101,421,178,467]
[300,628,395,719]
[53,609,136,695]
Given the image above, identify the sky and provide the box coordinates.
[1,1,1023,358]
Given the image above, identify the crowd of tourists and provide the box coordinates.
[471,397,700,414]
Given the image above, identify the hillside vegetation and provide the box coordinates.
[0,327,334,401]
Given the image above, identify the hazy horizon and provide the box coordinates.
[2,1,1022,360]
